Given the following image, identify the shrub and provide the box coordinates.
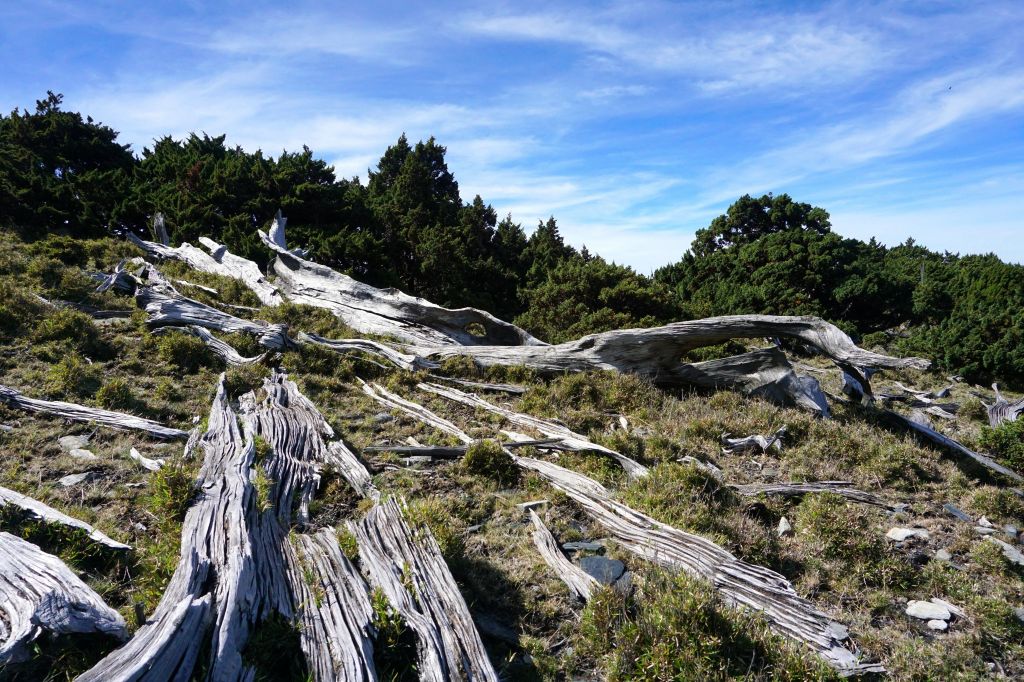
[148,461,197,523]
[462,439,519,487]
[45,353,101,399]
[224,363,271,397]
[0,280,46,335]
[157,331,211,373]
[978,418,1024,471]
[95,377,132,409]
[33,308,102,356]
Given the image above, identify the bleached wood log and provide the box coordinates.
[362,438,565,459]
[300,332,431,371]
[418,382,649,478]
[426,374,527,394]
[0,384,187,440]
[360,381,473,445]
[94,259,137,294]
[721,426,786,455]
[258,226,543,347]
[77,375,259,681]
[884,409,1022,482]
[348,499,499,682]
[360,385,880,675]
[129,447,165,472]
[152,212,170,246]
[0,532,127,664]
[153,325,269,366]
[0,486,130,550]
[515,456,883,675]
[986,383,1024,427]
[287,530,376,682]
[528,509,598,601]
[730,481,899,510]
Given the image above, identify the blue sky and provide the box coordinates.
[2,1,1023,272]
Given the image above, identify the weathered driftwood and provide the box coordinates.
[129,447,165,472]
[137,276,294,350]
[153,325,269,366]
[362,438,564,459]
[986,383,1024,427]
[94,258,137,294]
[360,381,473,445]
[301,332,431,371]
[721,426,787,455]
[528,509,598,601]
[0,486,130,550]
[365,385,880,675]
[348,499,499,682]
[401,315,928,387]
[730,481,899,510]
[152,212,170,246]
[77,375,257,681]
[0,532,127,664]
[0,384,187,440]
[515,456,882,675]
[287,530,376,682]
[258,221,542,348]
[884,409,1022,482]
[426,374,527,394]
[418,382,649,478]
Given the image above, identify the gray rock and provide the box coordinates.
[562,541,604,553]
[58,471,99,487]
[58,434,90,452]
[777,516,792,537]
[372,413,394,423]
[579,556,626,585]
[905,600,951,621]
[69,448,99,461]
[887,527,930,542]
[1014,607,1024,623]
[988,537,1024,566]
[0,424,14,433]
[974,526,998,536]
[934,548,952,562]
[926,619,948,631]
[943,503,972,523]
[1004,525,1018,540]
[614,571,633,594]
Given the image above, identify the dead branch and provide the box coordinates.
[0,486,130,550]
[528,509,598,601]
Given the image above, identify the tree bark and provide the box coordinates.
[0,486,130,550]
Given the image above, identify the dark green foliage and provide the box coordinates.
[148,460,197,523]
[979,418,1024,471]
[0,92,135,238]
[691,192,832,258]
[156,331,211,373]
[370,588,418,682]
[95,377,133,409]
[515,254,681,343]
[242,613,309,682]
[33,309,103,357]
[45,353,101,399]
[462,439,520,487]
[224,363,271,397]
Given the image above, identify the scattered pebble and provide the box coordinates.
[58,472,98,487]
[906,600,951,621]
[887,527,930,542]
[69,448,99,461]
[579,556,626,585]
[1004,525,1018,540]
[58,434,90,452]
[0,424,14,432]
[943,502,972,523]
[777,516,792,537]
[934,548,952,562]
[926,619,948,631]
[1014,607,1024,623]
[372,413,394,424]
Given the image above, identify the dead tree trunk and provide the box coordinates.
[418,382,648,478]
[0,486,130,550]
[153,326,269,366]
[986,384,1024,427]
[729,482,900,510]
[0,532,127,664]
[528,509,598,601]
[0,385,187,440]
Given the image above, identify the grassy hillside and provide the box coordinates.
[1,227,1024,680]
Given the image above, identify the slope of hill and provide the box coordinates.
[1,224,1024,681]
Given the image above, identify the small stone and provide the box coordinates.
[133,522,147,532]
[905,600,951,621]
[69,448,99,461]
[974,526,998,535]
[562,541,604,553]
[58,472,98,487]
[1004,525,1018,540]
[579,556,626,585]
[0,424,14,432]
[1014,607,1024,623]
[943,503,972,523]
[58,434,90,452]
[614,571,633,594]
[777,516,792,537]
[926,619,948,631]
[988,537,1024,566]
[372,413,394,423]
[887,527,930,542]
[978,516,995,528]
[934,548,952,562]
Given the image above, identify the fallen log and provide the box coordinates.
[287,530,376,682]
[418,382,649,478]
[362,438,565,459]
[730,481,899,510]
[986,383,1024,427]
[0,532,127,664]
[348,499,499,682]
[352,384,880,675]
[528,509,598,601]
[258,220,542,348]
[301,332,431,371]
[426,374,527,394]
[153,325,269,366]
[0,384,187,440]
[0,486,131,551]
[360,381,473,445]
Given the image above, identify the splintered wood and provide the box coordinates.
[0,486,131,550]
[0,532,127,664]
